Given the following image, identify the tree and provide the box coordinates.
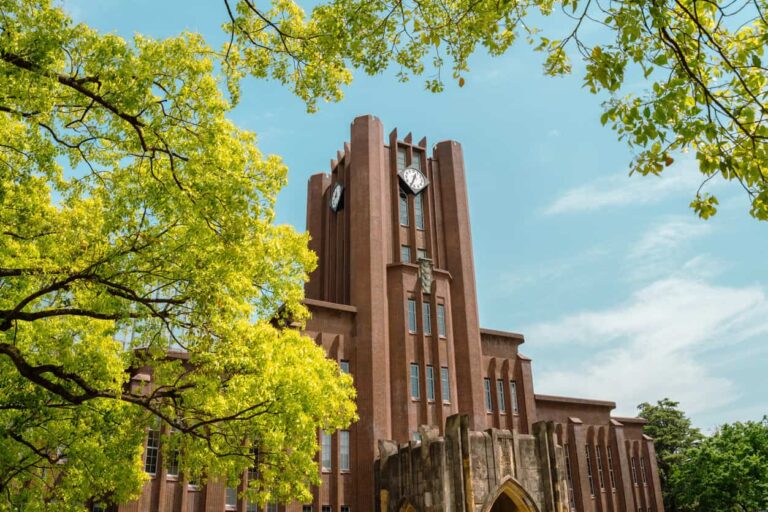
[224,0,768,220]
[672,417,768,512]
[637,399,703,512]
[0,1,355,509]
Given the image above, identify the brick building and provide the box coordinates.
[120,115,664,512]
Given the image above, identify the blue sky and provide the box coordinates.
[64,0,767,431]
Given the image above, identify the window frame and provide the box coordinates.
[400,245,411,263]
[399,190,409,226]
[414,192,425,230]
[422,302,432,335]
[407,299,417,333]
[410,363,420,399]
[426,365,435,401]
[510,380,519,414]
[440,366,450,403]
[484,378,493,411]
[340,430,350,472]
[321,431,332,471]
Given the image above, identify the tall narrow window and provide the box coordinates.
[341,507,351,512]
[607,446,617,490]
[340,360,350,374]
[225,488,238,511]
[247,502,259,512]
[410,363,420,399]
[321,431,332,471]
[302,507,314,512]
[631,456,639,485]
[413,151,423,170]
[423,302,432,335]
[414,193,425,230]
[248,447,260,482]
[397,147,406,170]
[640,456,648,484]
[437,304,446,337]
[496,379,507,412]
[340,430,350,471]
[440,366,450,402]
[585,445,596,496]
[596,446,606,490]
[510,380,519,413]
[407,299,417,332]
[484,378,493,411]
[322,506,331,512]
[266,503,278,512]
[401,245,411,262]
[426,365,435,401]
[144,420,160,475]
[399,190,409,226]
[416,248,427,260]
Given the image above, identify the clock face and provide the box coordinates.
[329,183,344,212]
[398,166,429,194]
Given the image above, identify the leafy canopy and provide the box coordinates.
[225,0,768,219]
[672,417,768,512]
[0,0,355,509]
[638,399,703,512]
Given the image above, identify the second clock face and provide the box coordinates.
[329,183,344,212]
[398,167,429,194]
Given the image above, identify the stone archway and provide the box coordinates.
[482,477,540,512]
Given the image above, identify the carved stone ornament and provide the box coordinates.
[418,257,433,294]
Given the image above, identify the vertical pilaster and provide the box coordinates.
[644,435,665,512]
[610,421,636,512]
[434,140,486,430]
[348,115,392,511]
[305,173,331,300]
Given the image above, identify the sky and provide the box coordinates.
[63,0,767,431]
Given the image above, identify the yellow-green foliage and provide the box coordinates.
[0,1,355,509]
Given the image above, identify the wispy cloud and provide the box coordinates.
[543,159,702,215]
[525,277,768,417]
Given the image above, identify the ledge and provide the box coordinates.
[535,394,616,409]
[303,298,357,314]
[611,416,648,425]
[386,262,453,280]
[480,327,525,342]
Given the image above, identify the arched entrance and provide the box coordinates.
[481,477,540,512]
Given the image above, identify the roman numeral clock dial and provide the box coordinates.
[398,166,429,195]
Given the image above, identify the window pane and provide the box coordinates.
[302,507,314,512]
[399,190,409,226]
[440,366,450,402]
[414,193,424,230]
[426,365,435,401]
[437,304,446,337]
[397,147,406,170]
[144,422,160,474]
[607,446,617,489]
[422,302,432,335]
[400,245,411,263]
[339,360,350,374]
[407,299,417,332]
[248,447,260,482]
[510,380,519,413]
[484,378,492,411]
[341,506,350,512]
[585,446,595,496]
[340,431,350,471]
[410,363,420,399]
[596,446,606,489]
[321,431,332,470]
[322,506,332,512]
[497,379,506,412]
[413,151,422,170]
[416,248,427,260]
[226,487,238,508]
[267,503,278,512]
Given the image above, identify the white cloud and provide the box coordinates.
[525,277,768,416]
[543,160,702,215]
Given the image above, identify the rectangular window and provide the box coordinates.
[340,430,350,471]
[585,445,596,496]
[410,363,420,399]
[426,365,435,401]
[225,487,238,510]
[397,147,406,170]
[413,151,422,170]
[303,507,314,512]
[400,245,411,263]
[144,421,160,475]
[247,502,259,512]
[440,366,450,402]
[340,360,350,374]
[413,431,422,441]
[596,446,606,490]
[341,506,350,512]
[267,504,278,512]
[399,190,409,226]
[423,302,432,335]
[407,299,417,333]
[165,428,179,477]
[322,507,332,512]
[437,304,446,337]
[631,456,638,485]
[495,379,506,412]
[414,193,424,230]
[510,380,519,414]
[484,378,493,411]
[607,446,617,489]
[640,456,648,484]
[416,248,427,260]
[321,431,332,471]
[248,447,259,482]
